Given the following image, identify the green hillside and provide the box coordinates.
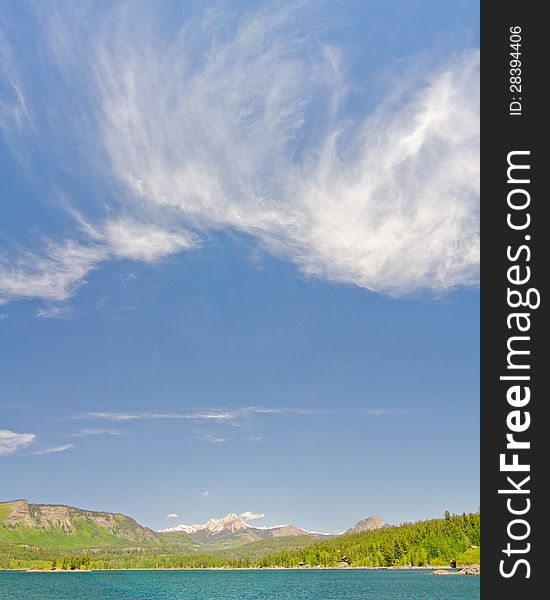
[0,521,157,549]
[0,500,161,550]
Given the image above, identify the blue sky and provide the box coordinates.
[0,1,479,533]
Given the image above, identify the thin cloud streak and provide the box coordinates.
[71,428,125,437]
[76,407,325,423]
[31,443,75,455]
[241,406,323,415]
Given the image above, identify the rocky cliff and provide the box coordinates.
[0,499,157,544]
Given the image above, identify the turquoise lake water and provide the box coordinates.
[0,569,479,600]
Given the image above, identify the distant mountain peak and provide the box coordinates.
[347,515,385,534]
[159,512,250,535]
[204,513,249,534]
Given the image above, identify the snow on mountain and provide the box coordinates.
[159,523,203,534]
[159,513,249,534]
[253,524,332,536]
[158,512,333,537]
[203,513,249,534]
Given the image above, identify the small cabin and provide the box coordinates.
[337,555,349,563]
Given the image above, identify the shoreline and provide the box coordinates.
[13,565,475,573]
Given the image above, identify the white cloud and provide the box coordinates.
[31,443,75,455]
[0,429,36,456]
[240,511,265,520]
[201,491,209,497]
[68,208,199,263]
[36,304,72,319]
[166,513,178,519]
[0,2,479,303]
[200,433,227,444]
[102,220,196,262]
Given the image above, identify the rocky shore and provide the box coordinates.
[432,564,480,576]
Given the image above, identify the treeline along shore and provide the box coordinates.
[0,512,480,571]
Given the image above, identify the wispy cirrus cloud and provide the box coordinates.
[73,406,327,446]
[76,411,236,422]
[0,429,36,456]
[0,1,479,306]
[0,27,35,144]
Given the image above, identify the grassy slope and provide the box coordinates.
[0,522,151,549]
[0,501,167,550]
[0,503,13,524]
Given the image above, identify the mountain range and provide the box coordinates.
[0,499,384,552]
[160,512,326,537]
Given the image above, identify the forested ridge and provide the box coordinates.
[252,512,480,568]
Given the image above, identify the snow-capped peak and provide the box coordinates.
[203,513,249,534]
[158,513,250,534]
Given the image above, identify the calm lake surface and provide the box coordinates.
[0,571,479,600]
[0,569,480,600]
